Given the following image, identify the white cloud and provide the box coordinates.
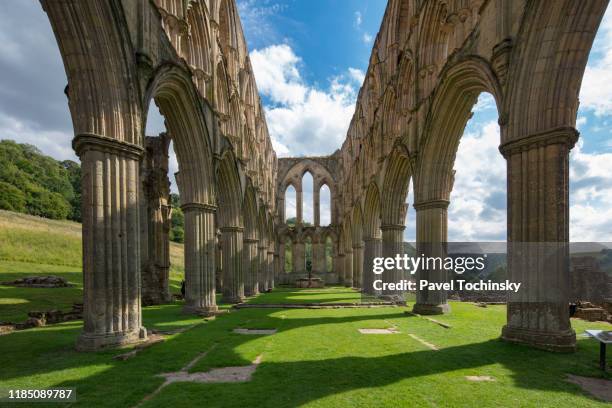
[362,33,373,44]
[348,67,365,84]
[250,44,359,157]
[354,11,362,28]
[579,6,612,115]
[0,111,75,161]
[569,139,612,241]
[449,120,506,241]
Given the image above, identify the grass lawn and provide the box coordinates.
[0,295,610,407]
[0,210,185,323]
[1,210,611,407]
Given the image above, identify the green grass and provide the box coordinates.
[246,286,364,304]
[1,209,612,407]
[0,210,185,323]
[0,296,610,407]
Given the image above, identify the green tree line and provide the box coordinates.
[0,139,185,243]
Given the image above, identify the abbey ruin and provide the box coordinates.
[40,0,609,352]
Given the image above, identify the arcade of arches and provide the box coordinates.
[41,0,609,352]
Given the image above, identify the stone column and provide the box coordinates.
[258,243,269,292]
[293,241,305,274]
[352,243,364,289]
[267,249,275,289]
[278,242,285,284]
[141,134,172,306]
[381,224,406,297]
[314,189,320,227]
[312,237,326,274]
[243,238,259,296]
[344,249,353,287]
[73,134,146,351]
[500,128,577,351]
[413,199,450,315]
[221,226,245,303]
[296,188,303,224]
[362,237,382,295]
[215,230,223,291]
[274,250,281,285]
[182,203,217,315]
[337,252,345,284]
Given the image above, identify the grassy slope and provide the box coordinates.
[0,210,185,322]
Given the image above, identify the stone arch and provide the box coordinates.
[381,144,412,227]
[43,1,142,144]
[145,63,215,205]
[504,0,608,142]
[415,57,502,204]
[216,150,243,228]
[363,182,382,240]
[186,2,212,97]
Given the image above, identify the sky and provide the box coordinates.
[0,1,611,242]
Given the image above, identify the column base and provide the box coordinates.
[412,303,450,315]
[221,296,246,304]
[245,289,259,297]
[76,327,147,352]
[182,304,219,317]
[501,325,576,352]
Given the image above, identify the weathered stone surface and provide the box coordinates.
[1,275,72,288]
[40,0,609,353]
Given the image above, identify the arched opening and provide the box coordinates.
[285,185,297,224]
[302,171,314,225]
[449,92,505,242]
[319,184,332,226]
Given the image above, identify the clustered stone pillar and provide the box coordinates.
[314,188,320,227]
[141,134,172,306]
[337,252,345,285]
[274,249,281,286]
[182,203,218,315]
[312,237,326,274]
[293,240,305,274]
[278,242,285,284]
[344,249,353,287]
[362,237,382,295]
[381,224,406,297]
[352,243,364,289]
[267,248,275,289]
[221,226,245,303]
[413,199,450,315]
[74,134,146,351]
[258,243,269,292]
[296,188,303,224]
[243,238,259,296]
[500,128,577,351]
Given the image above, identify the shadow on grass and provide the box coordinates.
[1,297,609,407]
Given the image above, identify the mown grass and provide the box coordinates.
[0,210,185,323]
[0,297,610,407]
[1,209,611,407]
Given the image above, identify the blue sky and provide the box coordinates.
[0,1,611,242]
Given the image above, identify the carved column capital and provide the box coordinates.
[499,126,579,158]
[413,199,450,211]
[73,133,144,160]
[181,202,217,213]
[380,223,405,231]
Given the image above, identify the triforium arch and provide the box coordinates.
[41,0,277,351]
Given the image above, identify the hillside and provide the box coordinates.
[0,209,184,322]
